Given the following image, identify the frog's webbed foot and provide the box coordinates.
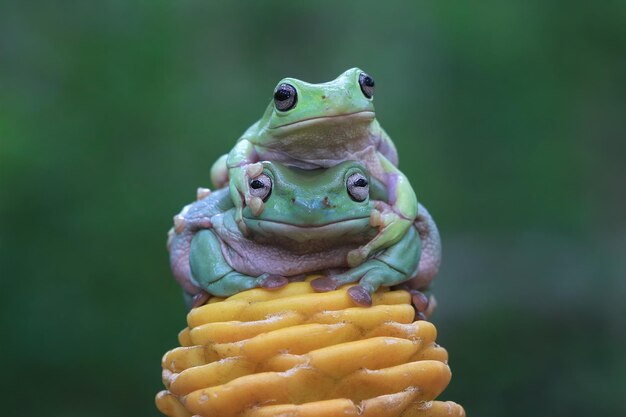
[347,202,412,267]
[204,272,290,297]
[311,259,407,307]
[204,272,270,297]
[311,276,373,306]
[202,274,300,307]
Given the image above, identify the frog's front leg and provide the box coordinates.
[347,154,418,267]
[226,139,263,235]
[189,229,287,300]
[312,225,421,306]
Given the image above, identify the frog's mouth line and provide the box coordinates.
[269,110,375,131]
[243,216,371,229]
[242,216,373,242]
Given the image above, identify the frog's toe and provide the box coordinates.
[235,213,249,235]
[347,285,372,306]
[310,276,339,292]
[394,286,433,320]
[347,248,368,267]
[190,290,210,308]
[246,162,264,178]
[369,208,382,227]
[260,275,288,290]
[410,290,430,313]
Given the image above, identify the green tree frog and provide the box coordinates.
[169,161,440,311]
[210,68,418,267]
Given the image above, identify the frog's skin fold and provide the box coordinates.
[169,161,440,308]
[210,68,418,267]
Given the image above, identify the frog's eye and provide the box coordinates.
[274,83,298,112]
[346,172,369,202]
[358,72,375,99]
[249,173,272,202]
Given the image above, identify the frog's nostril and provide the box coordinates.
[321,95,326,100]
[322,196,331,207]
[291,197,296,204]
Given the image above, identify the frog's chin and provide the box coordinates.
[268,110,375,135]
[242,216,374,244]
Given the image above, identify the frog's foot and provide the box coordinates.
[205,272,270,297]
[260,275,289,290]
[312,260,407,307]
[310,276,372,306]
[347,205,412,267]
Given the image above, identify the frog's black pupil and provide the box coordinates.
[250,180,265,189]
[274,83,297,111]
[355,178,368,187]
[274,88,291,101]
[359,72,375,99]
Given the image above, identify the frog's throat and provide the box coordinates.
[242,216,373,243]
[268,110,375,133]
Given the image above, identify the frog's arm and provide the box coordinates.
[226,139,262,233]
[190,230,288,298]
[347,153,418,266]
[226,138,259,168]
[378,153,418,219]
[168,188,233,297]
[312,224,421,306]
[375,126,399,166]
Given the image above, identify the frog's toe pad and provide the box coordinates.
[310,277,339,292]
[261,275,288,290]
[347,285,373,306]
[410,290,430,313]
[347,249,367,268]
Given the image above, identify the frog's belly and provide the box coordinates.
[258,145,385,182]
[211,212,374,277]
[220,238,356,277]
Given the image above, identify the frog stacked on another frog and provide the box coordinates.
[210,68,419,268]
[168,161,440,315]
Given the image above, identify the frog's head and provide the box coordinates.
[244,68,378,149]
[242,160,376,244]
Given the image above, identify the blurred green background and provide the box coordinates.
[1,1,625,416]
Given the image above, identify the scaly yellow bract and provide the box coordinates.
[156,282,464,417]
